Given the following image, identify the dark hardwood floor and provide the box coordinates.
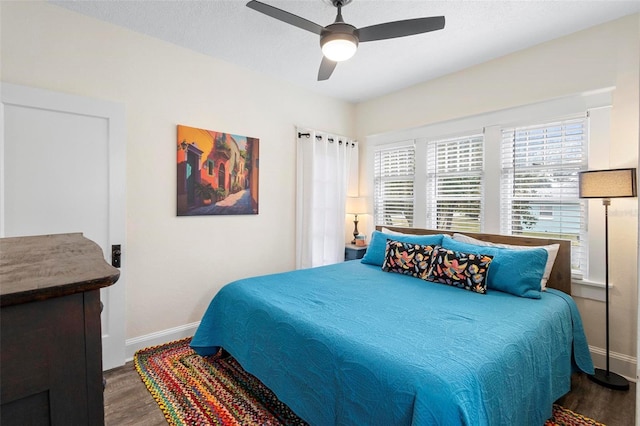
[104,361,166,426]
[104,361,636,425]
[556,373,635,426]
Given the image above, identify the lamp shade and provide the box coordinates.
[346,196,367,215]
[579,168,637,199]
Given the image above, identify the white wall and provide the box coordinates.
[356,14,640,378]
[0,1,355,341]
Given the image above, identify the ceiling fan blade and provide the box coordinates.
[358,16,445,42]
[318,57,337,81]
[246,1,323,35]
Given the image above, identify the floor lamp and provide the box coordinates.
[579,168,637,391]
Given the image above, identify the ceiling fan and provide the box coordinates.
[246,0,445,81]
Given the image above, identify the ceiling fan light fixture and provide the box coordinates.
[321,33,358,62]
[247,0,445,81]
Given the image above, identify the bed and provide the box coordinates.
[191,227,593,425]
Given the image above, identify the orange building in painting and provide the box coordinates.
[177,125,259,215]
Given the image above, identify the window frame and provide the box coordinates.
[366,89,613,288]
[425,133,485,233]
[499,116,588,276]
[373,141,416,228]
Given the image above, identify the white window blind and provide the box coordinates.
[500,116,588,275]
[426,134,484,232]
[374,143,415,227]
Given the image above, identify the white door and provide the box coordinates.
[1,83,126,370]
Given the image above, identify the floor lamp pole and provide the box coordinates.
[588,198,629,390]
[604,198,610,374]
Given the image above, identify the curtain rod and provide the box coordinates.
[297,131,357,147]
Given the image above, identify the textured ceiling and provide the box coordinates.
[51,0,640,103]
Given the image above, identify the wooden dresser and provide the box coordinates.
[0,233,120,425]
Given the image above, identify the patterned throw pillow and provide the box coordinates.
[382,239,435,280]
[427,246,493,294]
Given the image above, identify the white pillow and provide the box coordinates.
[381,227,409,236]
[381,227,451,236]
[452,233,559,291]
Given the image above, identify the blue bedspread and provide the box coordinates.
[191,261,593,426]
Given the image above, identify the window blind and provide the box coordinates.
[374,143,415,228]
[500,117,588,275]
[426,134,484,232]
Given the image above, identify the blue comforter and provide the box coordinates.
[191,261,593,426]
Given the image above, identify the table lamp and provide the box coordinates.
[346,196,367,244]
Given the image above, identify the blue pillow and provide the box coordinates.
[440,235,548,299]
[361,231,444,266]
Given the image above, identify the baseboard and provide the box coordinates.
[125,321,200,362]
[589,345,637,382]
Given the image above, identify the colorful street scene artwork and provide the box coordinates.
[177,125,259,216]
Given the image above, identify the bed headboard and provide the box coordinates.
[377,226,572,295]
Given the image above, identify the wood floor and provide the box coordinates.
[556,374,635,426]
[104,362,166,426]
[104,361,636,425]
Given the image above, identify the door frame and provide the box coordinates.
[1,83,127,370]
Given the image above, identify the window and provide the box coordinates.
[500,117,588,275]
[372,118,588,274]
[374,143,415,227]
[369,91,612,286]
[538,208,553,220]
[426,134,484,232]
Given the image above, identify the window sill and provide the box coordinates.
[570,279,607,302]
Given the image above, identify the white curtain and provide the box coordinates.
[296,128,357,269]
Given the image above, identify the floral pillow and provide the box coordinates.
[382,239,435,280]
[427,246,494,294]
[441,236,547,298]
[362,231,444,267]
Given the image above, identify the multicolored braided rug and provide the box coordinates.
[546,405,606,426]
[134,338,306,425]
[134,338,604,426]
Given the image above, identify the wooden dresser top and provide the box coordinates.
[0,233,120,307]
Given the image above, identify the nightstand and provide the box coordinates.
[345,244,367,261]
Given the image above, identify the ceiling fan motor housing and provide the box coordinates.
[322,0,353,7]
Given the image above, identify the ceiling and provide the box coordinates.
[51,0,640,103]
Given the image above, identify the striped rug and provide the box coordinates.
[134,338,604,426]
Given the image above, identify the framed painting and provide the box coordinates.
[177,124,259,216]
